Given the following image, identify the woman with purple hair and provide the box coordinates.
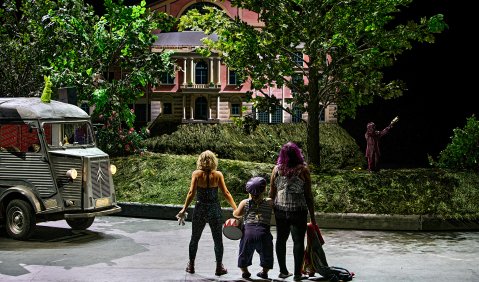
[269,142,316,281]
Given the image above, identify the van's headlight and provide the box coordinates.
[66,169,78,179]
[110,164,117,175]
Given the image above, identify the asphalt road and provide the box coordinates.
[0,216,478,282]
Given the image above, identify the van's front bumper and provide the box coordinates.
[64,205,122,219]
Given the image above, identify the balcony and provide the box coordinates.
[182,83,221,91]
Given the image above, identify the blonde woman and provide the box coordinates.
[177,150,237,276]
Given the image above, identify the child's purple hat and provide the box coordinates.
[246,177,267,195]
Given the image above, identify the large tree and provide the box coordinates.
[179,0,447,168]
[45,0,176,129]
[1,0,177,155]
[0,0,67,97]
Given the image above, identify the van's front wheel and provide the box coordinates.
[6,199,36,240]
[66,217,95,230]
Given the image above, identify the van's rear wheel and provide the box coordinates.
[66,217,95,230]
[6,199,36,240]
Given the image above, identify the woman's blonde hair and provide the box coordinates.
[197,150,218,171]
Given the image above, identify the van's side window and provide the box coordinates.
[0,123,41,153]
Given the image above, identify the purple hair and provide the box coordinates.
[276,142,306,177]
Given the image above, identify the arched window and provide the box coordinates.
[195,96,208,120]
[195,61,208,85]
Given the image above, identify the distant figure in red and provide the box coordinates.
[365,117,398,172]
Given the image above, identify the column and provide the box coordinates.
[217,95,220,120]
[190,58,194,85]
[216,58,221,85]
[182,94,186,119]
[208,96,212,120]
[183,58,187,85]
[209,58,214,84]
[190,95,194,120]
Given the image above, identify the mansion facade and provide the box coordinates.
[132,0,337,128]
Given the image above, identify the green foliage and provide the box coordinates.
[96,110,150,157]
[178,0,447,167]
[0,0,75,96]
[41,76,52,103]
[112,153,273,207]
[315,168,479,219]
[436,115,479,171]
[0,0,177,156]
[113,154,479,219]
[44,0,177,132]
[142,123,365,170]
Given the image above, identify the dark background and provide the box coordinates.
[340,0,476,168]
[89,0,476,168]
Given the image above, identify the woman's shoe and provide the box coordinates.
[215,264,228,276]
[293,274,304,281]
[242,272,251,279]
[278,272,293,279]
[185,261,195,274]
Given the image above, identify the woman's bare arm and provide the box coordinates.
[302,166,316,225]
[178,170,198,214]
[217,171,237,210]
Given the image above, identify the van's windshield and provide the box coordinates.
[43,121,95,148]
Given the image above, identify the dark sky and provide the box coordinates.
[340,0,476,167]
[87,0,475,167]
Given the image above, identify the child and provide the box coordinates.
[233,176,274,279]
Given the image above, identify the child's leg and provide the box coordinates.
[258,230,274,271]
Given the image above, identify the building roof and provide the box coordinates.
[152,31,218,48]
[0,98,89,120]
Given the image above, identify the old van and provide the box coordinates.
[0,97,121,240]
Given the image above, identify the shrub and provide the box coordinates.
[112,154,479,219]
[436,115,479,171]
[96,111,149,157]
[142,123,365,170]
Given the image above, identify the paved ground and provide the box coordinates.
[0,216,478,282]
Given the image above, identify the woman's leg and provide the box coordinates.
[209,219,224,263]
[189,216,207,261]
[275,213,291,274]
[290,211,308,276]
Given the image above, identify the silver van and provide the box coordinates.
[0,97,121,240]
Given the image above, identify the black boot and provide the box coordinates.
[186,260,195,274]
[215,263,227,276]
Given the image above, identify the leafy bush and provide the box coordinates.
[142,123,365,170]
[112,153,273,207]
[436,115,479,171]
[315,168,479,219]
[96,111,149,157]
[112,154,479,219]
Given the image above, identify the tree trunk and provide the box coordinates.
[307,99,321,168]
[307,63,321,169]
